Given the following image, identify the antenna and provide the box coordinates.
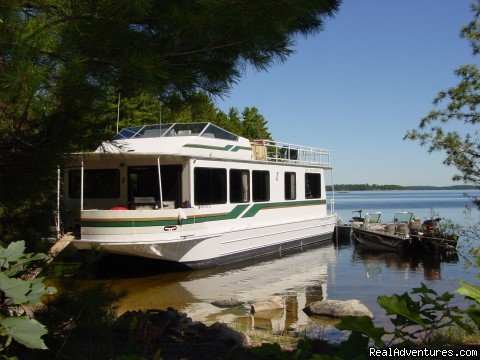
[159,99,162,135]
[116,93,121,134]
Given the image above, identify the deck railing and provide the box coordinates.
[250,140,331,167]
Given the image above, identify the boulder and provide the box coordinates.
[303,299,373,318]
[250,296,285,313]
[211,299,244,308]
[217,323,251,347]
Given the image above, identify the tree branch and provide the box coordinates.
[161,40,248,58]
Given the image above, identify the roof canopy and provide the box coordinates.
[114,122,238,142]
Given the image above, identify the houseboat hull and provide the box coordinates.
[73,215,336,268]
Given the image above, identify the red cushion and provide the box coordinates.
[110,206,128,210]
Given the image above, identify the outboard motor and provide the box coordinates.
[422,217,441,234]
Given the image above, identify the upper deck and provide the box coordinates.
[95,123,331,168]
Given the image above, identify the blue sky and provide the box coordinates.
[215,0,476,186]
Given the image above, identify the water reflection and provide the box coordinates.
[352,245,459,281]
[105,242,336,333]
[93,237,462,336]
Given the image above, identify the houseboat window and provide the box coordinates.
[230,169,250,203]
[252,170,270,202]
[202,124,238,141]
[128,165,182,207]
[164,123,207,137]
[132,124,173,138]
[284,172,296,200]
[113,126,143,140]
[69,169,120,198]
[194,167,227,205]
[305,173,321,199]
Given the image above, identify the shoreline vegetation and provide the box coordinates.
[326,184,477,191]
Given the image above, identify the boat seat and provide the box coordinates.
[177,130,192,135]
[409,216,421,231]
[366,223,384,231]
[395,223,409,237]
[141,129,163,138]
[131,196,156,210]
[384,223,396,235]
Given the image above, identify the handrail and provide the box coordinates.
[250,139,331,167]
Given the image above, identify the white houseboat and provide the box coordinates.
[62,122,336,268]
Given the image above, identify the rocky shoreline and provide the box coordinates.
[111,298,372,359]
[116,307,252,359]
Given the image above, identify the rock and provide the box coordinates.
[146,323,165,339]
[218,324,251,347]
[151,310,176,328]
[210,321,222,332]
[250,296,285,313]
[211,299,244,308]
[303,299,373,318]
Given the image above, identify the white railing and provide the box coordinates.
[250,140,331,167]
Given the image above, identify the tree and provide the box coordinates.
[0,0,340,246]
[241,107,272,140]
[103,91,272,140]
[405,1,480,188]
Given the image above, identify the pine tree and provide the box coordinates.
[0,0,339,245]
[241,107,272,140]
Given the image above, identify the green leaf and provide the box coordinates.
[0,273,30,304]
[337,331,369,359]
[450,314,475,334]
[457,280,480,304]
[0,316,48,349]
[377,294,425,327]
[465,307,480,330]
[25,278,56,305]
[412,283,437,295]
[252,342,286,359]
[4,253,48,277]
[336,316,386,348]
[0,241,25,264]
[439,292,455,302]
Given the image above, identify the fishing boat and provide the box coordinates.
[62,123,336,268]
[351,211,458,252]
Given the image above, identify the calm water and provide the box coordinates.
[92,190,480,338]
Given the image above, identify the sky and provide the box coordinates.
[214,0,477,186]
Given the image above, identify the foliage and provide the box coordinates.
[0,241,56,355]
[253,280,480,360]
[1,1,340,245]
[458,254,480,330]
[253,338,324,360]
[335,283,478,351]
[99,90,272,140]
[36,282,126,360]
[405,1,480,188]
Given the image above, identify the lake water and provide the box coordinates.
[92,190,480,339]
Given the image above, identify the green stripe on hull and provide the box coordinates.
[82,204,249,228]
[241,200,325,218]
[81,200,326,228]
[183,144,251,152]
[182,203,248,225]
[183,144,234,151]
[230,146,252,152]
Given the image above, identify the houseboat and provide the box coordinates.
[62,122,336,268]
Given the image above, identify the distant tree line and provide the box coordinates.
[326,184,477,191]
